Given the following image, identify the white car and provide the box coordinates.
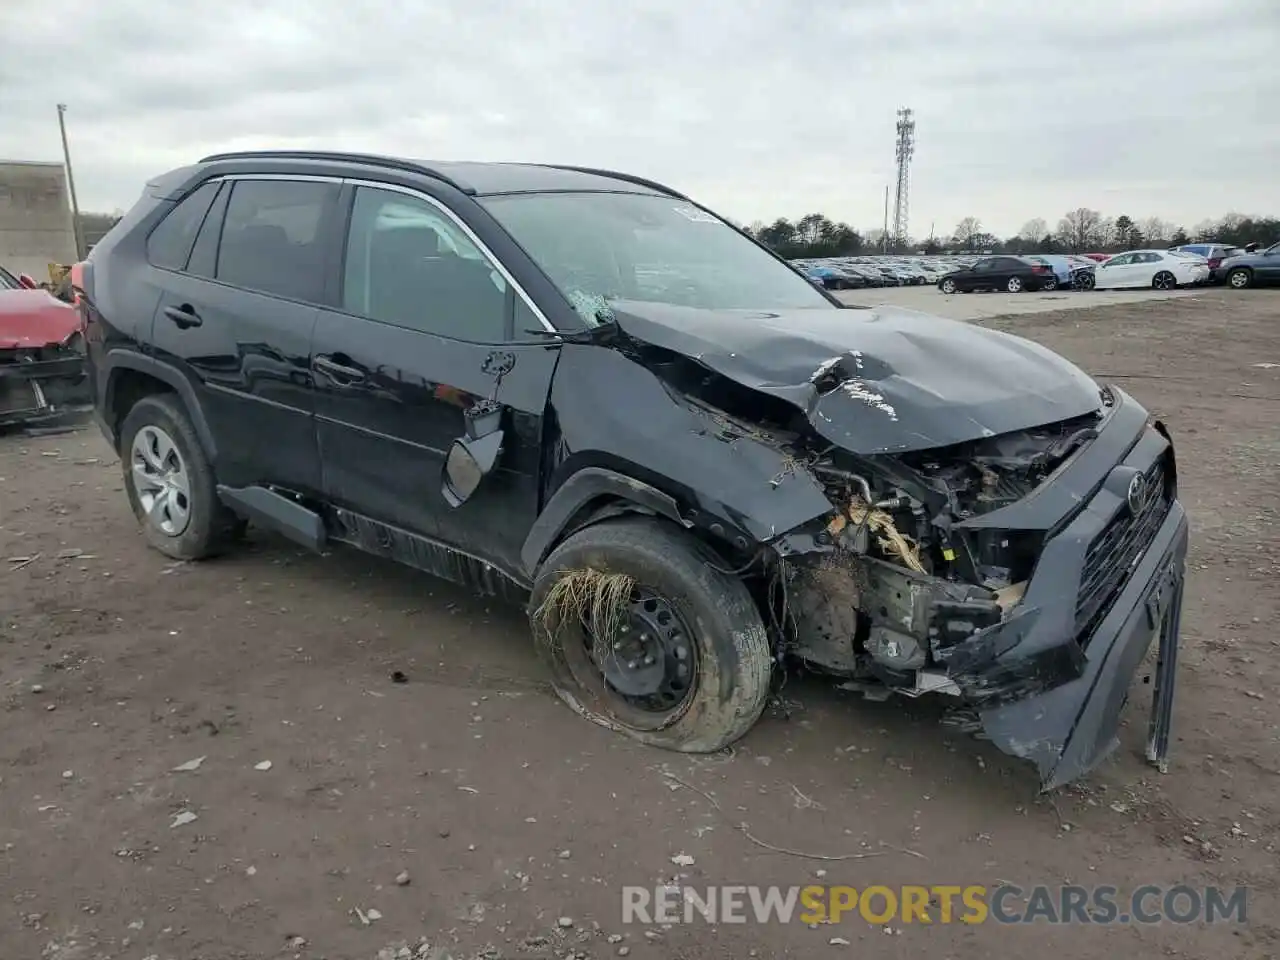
[1092,249,1210,290]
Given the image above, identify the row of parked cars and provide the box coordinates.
[794,241,1280,295]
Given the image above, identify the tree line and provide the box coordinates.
[744,210,1279,258]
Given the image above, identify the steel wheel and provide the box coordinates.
[569,586,699,728]
[1007,277,1023,293]
[1152,271,1176,291]
[940,278,957,294]
[1228,269,1252,290]
[130,425,192,536]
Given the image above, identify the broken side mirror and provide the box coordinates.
[442,402,505,508]
[442,432,503,507]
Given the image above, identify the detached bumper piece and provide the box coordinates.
[0,347,90,428]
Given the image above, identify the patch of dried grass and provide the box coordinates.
[532,568,636,660]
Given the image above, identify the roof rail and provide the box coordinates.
[196,150,474,194]
[533,164,686,200]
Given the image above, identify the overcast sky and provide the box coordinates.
[1,0,1275,239]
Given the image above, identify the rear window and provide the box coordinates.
[1169,251,1202,260]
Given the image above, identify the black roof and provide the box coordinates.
[195,150,685,199]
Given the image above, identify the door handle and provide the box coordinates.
[313,355,366,383]
[163,304,202,329]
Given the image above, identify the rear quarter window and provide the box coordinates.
[145,181,220,271]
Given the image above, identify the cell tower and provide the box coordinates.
[892,108,915,248]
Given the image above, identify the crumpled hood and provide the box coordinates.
[0,290,80,349]
[609,301,1104,454]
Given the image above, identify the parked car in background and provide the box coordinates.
[1093,250,1210,290]
[1169,243,1245,283]
[1218,241,1280,289]
[1081,253,1111,262]
[937,256,1056,294]
[1,262,90,428]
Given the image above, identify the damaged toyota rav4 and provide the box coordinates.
[82,151,1188,789]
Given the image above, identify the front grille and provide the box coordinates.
[1074,455,1171,643]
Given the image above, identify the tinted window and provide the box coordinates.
[971,259,992,271]
[187,182,230,278]
[342,186,509,342]
[216,179,338,302]
[146,181,220,271]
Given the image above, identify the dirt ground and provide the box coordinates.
[1,290,1277,960]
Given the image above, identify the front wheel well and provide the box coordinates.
[108,369,176,448]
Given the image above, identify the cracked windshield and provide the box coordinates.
[482,192,833,323]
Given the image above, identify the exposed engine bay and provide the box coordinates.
[636,339,1111,694]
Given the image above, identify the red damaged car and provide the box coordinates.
[0,263,90,429]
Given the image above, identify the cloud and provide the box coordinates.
[1,0,1275,236]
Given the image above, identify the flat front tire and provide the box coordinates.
[120,394,241,560]
[530,518,772,753]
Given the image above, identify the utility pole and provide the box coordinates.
[57,103,84,260]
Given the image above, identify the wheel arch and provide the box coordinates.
[521,466,696,578]
[103,350,216,460]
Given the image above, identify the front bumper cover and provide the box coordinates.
[978,500,1187,789]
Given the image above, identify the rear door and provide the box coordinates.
[150,176,341,493]
[311,182,559,577]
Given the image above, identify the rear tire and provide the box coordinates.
[120,394,241,560]
[1042,277,1058,291]
[530,518,772,753]
[1227,268,1253,290]
[1152,271,1177,291]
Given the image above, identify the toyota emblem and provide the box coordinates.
[1127,473,1147,512]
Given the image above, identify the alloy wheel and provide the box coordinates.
[1228,270,1251,290]
[131,425,192,536]
[1153,271,1176,291]
[1007,277,1023,293]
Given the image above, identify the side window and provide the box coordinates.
[215,179,338,302]
[342,186,509,342]
[186,182,230,279]
[1107,254,1132,266]
[971,259,991,272]
[146,181,219,271]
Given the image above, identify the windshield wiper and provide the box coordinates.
[522,327,601,344]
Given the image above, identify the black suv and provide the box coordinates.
[80,151,1189,788]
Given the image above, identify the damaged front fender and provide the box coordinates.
[536,344,836,562]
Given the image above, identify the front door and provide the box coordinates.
[312,183,559,578]
[962,259,992,291]
[1095,253,1133,288]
